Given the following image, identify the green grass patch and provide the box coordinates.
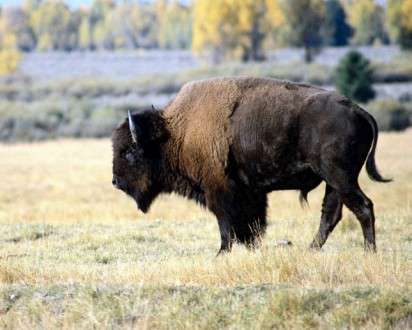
[0,284,410,329]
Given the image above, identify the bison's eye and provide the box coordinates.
[125,151,136,164]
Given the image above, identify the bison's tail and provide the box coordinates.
[357,106,392,183]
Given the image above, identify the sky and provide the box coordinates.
[0,0,385,8]
[0,0,169,8]
[1,0,93,7]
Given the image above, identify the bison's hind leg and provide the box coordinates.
[310,184,343,249]
[322,181,376,251]
[341,188,376,251]
[320,165,377,251]
[315,122,377,251]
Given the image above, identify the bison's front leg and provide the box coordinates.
[232,193,267,249]
[206,189,267,255]
[206,190,236,254]
[310,185,343,249]
[216,217,235,255]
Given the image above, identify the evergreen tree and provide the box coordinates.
[323,0,352,46]
[335,50,375,103]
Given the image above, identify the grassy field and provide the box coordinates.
[0,130,411,329]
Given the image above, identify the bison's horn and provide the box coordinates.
[128,110,138,144]
[151,104,157,111]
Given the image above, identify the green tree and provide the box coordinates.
[30,0,79,51]
[2,8,36,51]
[387,0,403,43]
[89,0,113,27]
[23,0,42,11]
[157,0,192,49]
[110,3,158,49]
[85,0,158,50]
[335,50,375,103]
[88,0,114,49]
[79,16,92,50]
[93,19,114,49]
[280,0,325,62]
[347,0,388,45]
[323,0,352,46]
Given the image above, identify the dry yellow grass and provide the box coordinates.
[0,130,411,329]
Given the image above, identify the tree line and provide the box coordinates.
[0,0,412,70]
[193,0,412,62]
[0,0,192,52]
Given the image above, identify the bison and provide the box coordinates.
[112,77,390,254]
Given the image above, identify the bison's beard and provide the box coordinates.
[131,188,159,214]
[135,194,150,213]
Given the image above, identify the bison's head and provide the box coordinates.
[111,109,168,213]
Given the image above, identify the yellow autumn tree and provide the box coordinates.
[401,0,412,31]
[192,0,235,62]
[0,16,22,75]
[387,0,412,49]
[192,0,284,62]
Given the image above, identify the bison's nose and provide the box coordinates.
[113,177,126,190]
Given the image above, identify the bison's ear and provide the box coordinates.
[128,110,140,144]
[127,110,169,156]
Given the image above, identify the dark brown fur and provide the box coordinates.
[112,77,390,254]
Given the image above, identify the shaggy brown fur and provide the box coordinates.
[112,77,390,254]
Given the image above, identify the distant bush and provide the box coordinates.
[335,50,375,103]
[0,97,150,142]
[367,99,411,131]
[372,53,412,83]
[0,74,183,142]
[0,61,411,142]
